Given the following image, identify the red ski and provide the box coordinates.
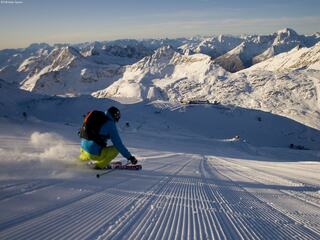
[108,161,142,170]
[114,164,142,170]
[96,161,142,178]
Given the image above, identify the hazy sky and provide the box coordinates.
[0,0,319,49]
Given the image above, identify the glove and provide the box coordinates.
[128,156,137,165]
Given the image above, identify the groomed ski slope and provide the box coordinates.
[0,128,319,240]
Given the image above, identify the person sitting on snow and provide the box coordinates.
[79,106,137,169]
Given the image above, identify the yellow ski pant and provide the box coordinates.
[79,146,119,169]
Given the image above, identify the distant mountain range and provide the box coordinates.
[214,28,320,72]
[0,28,319,129]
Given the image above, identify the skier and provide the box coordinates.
[79,106,137,169]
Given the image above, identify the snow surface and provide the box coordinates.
[0,84,319,239]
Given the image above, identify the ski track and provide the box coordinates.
[0,152,319,240]
[208,156,320,236]
[0,180,62,202]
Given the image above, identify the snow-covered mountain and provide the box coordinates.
[178,35,242,58]
[0,28,319,87]
[0,43,52,84]
[249,42,320,72]
[80,42,154,66]
[214,37,272,72]
[92,45,229,101]
[0,41,171,95]
[0,43,52,69]
[225,43,320,129]
[214,28,320,72]
[1,46,124,96]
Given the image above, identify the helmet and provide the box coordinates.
[108,106,121,122]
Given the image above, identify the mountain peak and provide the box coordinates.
[44,46,83,72]
[153,45,176,57]
[26,43,51,51]
[276,28,298,37]
[63,46,82,58]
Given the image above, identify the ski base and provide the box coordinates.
[114,164,142,170]
[108,161,142,170]
[96,163,142,178]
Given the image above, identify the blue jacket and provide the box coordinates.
[80,111,132,159]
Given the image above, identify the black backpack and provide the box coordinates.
[79,110,108,147]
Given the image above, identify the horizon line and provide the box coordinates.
[1,27,319,51]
